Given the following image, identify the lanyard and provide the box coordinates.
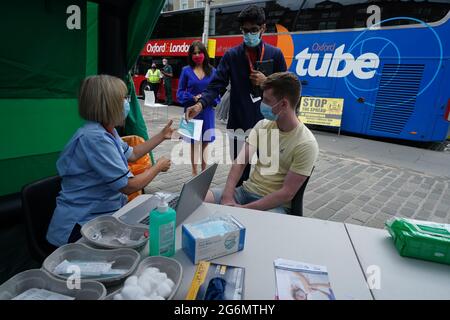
[246,43,265,72]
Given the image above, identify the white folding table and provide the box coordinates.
[345,223,450,300]
[113,199,373,300]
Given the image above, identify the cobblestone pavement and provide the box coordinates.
[141,102,450,228]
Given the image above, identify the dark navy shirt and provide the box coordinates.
[199,41,287,131]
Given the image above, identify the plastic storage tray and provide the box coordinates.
[81,215,148,250]
[0,269,106,300]
[105,256,183,300]
[42,243,140,285]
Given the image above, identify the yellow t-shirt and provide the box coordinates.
[242,119,319,208]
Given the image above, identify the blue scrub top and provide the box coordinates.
[46,121,134,247]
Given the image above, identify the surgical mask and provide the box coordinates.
[190,218,238,238]
[123,99,130,118]
[192,53,205,65]
[259,101,280,121]
[243,32,261,47]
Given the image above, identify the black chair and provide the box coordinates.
[289,167,315,217]
[21,176,60,263]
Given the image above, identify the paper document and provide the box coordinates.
[178,117,203,141]
[274,258,335,300]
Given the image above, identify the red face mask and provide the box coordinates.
[192,53,205,65]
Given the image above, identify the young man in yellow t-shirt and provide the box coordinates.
[205,72,318,214]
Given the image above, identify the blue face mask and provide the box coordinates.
[260,101,280,121]
[243,32,261,47]
[123,99,130,118]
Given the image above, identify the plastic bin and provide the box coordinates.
[81,215,148,251]
[42,243,140,285]
[0,269,106,300]
[105,256,183,300]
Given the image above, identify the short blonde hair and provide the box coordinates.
[78,75,128,126]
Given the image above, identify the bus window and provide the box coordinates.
[213,4,248,36]
[293,0,450,31]
[151,9,204,39]
[135,56,153,76]
[376,0,450,27]
[264,0,304,33]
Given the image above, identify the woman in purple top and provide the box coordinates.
[177,41,218,176]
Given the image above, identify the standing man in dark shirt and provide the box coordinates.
[186,5,287,185]
[161,58,173,105]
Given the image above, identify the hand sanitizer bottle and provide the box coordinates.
[149,193,176,257]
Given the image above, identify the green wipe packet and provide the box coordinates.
[385,218,450,265]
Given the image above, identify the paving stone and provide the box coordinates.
[380,206,396,215]
[313,207,336,220]
[422,202,436,211]
[435,210,448,218]
[345,218,364,226]
[368,200,384,209]
[336,193,355,203]
[306,199,327,211]
[365,219,386,229]
[414,191,428,198]
[357,195,372,202]
[329,210,352,222]
[351,211,373,223]
[399,207,415,217]
[338,183,354,190]
[415,211,432,220]
[327,201,347,212]
[361,205,379,214]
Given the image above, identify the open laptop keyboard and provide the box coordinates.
[139,196,179,225]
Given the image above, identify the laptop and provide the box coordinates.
[118,163,218,227]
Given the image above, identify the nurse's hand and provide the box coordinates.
[185,102,202,121]
[156,157,171,172]
[160,120,175,140]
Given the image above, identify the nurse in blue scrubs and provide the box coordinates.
[47,75,174,247]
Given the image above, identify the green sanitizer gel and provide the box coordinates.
[149,193,176,257]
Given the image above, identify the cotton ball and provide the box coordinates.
[153,272,167,283]
[142,273,159,287]
[124,275,138,287]
[121,285,145,300]
[164,278,175,289]
[137,295,152,300]
[148,294,165,300]
[142,267,159,278]
[138,275,155,295]
[156,281,172,299]
[113,293,123,300]
[145,273,162,289]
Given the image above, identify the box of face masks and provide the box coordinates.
[182,216,246,264]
